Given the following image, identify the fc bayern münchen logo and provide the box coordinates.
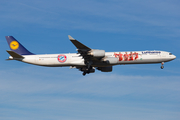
[57,54,67,63]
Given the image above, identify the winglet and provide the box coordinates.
[68,35,91,50]
[68,35,75,40]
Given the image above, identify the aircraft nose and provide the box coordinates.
[173,55,176,59]
[170,54,176,60]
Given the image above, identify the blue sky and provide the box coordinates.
[0,0,180,120]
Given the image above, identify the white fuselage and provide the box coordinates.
[12,50,176,67]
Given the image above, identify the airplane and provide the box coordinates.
[5,35,176,76]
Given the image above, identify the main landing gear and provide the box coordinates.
[82,61,93,76]
[83,71,87,76]
[161,62,164,69]
[82,67,95,76]
[82,66,93,76]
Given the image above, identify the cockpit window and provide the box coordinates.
[169,53,173,55]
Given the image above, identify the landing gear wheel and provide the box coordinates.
[161,62,164,69]
[83,72,86,76]
[161,66,164,69]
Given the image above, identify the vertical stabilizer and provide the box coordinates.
[5,36,34,55]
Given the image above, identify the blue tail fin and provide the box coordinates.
[5,36,34,55]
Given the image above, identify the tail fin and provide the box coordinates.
[5,36,34,55]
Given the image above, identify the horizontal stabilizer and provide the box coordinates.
[6,50,24,58]
[6,59,14,61]
[68,35,91,50]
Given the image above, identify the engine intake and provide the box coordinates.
[88,49,105,57]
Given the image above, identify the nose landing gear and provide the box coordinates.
[161,62,164,69]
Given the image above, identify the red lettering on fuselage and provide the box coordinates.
[114,52,123,61]
[124,53,129,61]
[119,53,123,61]
[129,52,134,61]
[134,52,138,60]
[114,52,139,61]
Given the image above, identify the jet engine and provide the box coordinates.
[102,57,118,64]
[88,49,105,57]
[97,66,112,72]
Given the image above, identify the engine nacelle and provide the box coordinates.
[97,66,112,72]
[103,57,118,64]
[89,69,95,73]
[88,49,105,57]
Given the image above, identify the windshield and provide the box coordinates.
[169,53,173,55]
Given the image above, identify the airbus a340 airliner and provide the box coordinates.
[6,35,176,76]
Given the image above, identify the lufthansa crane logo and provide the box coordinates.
[57,54,67,63]
[10,41,19,50]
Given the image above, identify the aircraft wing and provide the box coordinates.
[68,35,101,62]
[68,35,91,50]
[68,35,109,75]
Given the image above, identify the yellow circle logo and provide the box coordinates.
[10,41,19,50]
